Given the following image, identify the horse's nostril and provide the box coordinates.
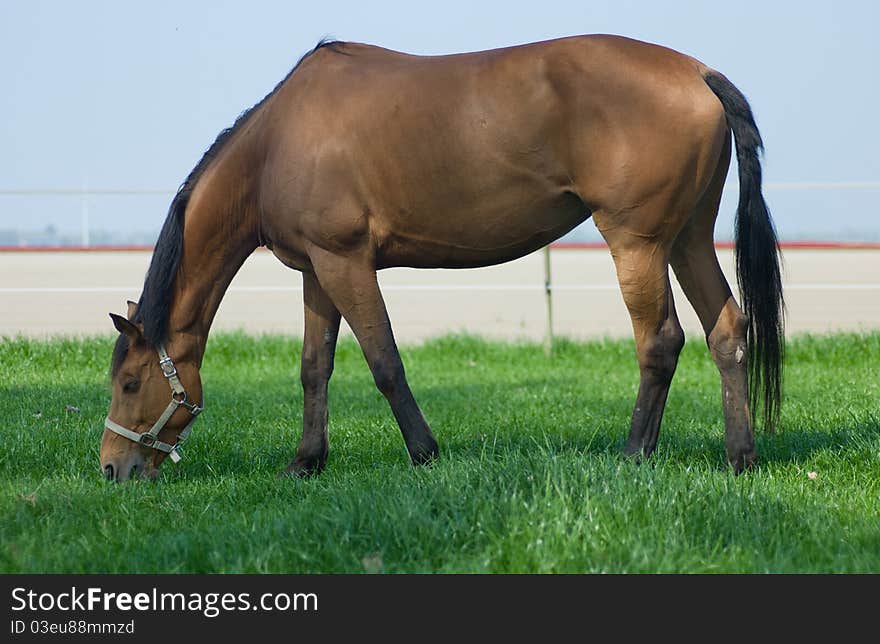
[129,463,139,479]
[103,463,115,481]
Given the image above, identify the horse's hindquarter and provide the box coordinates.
[261,37,725,270]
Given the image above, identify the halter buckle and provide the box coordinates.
[159,355,177,378]
[138,432,157,447]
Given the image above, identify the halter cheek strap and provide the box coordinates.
[104,344,202,464]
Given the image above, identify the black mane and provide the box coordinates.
[111,38,341,376]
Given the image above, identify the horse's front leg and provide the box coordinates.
[309,247,440,466]
[282,271,341,477]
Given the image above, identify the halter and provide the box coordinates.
[104,344,202,464]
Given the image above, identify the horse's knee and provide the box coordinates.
[301,351,334,394]
[371,357,405,397]
[638,320,685,384]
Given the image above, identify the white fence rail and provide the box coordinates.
[1,181,879,247]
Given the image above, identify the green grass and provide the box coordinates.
[1,331,878,573]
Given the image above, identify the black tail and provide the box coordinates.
[703,71,784,431]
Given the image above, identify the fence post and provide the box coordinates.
[543,245,553,356]
[80,180,90,247]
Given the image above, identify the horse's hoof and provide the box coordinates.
[409,440,440,467]
[622,443,654,464]
[279,455,326,478]
[729,448,757,475]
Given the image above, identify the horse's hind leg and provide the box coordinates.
[597,223,685,460]
[308,247,440,466]
[283,271,341,477]
[671,206,756,473]
[666,128,756,473]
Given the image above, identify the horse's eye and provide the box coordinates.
[122,380,140,394]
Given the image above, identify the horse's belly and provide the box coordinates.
[376,190,589,269]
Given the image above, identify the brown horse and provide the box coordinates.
[101,35,783,481]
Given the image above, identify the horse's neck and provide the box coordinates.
[167,161,262,366]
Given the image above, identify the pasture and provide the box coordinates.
[1,331,878,573]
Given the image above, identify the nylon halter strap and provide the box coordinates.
[104,344,202,464]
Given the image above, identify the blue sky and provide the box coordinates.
[1,0,878,241]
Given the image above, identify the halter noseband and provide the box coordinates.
[104,344,202,464]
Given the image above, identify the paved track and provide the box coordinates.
[1,248,878,341]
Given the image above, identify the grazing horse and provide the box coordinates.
[101,35,783,481]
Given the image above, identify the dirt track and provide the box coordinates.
[1,248,878,342]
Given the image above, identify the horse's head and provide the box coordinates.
[101,304,203,482]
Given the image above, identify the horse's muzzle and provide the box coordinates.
[102,451,153,482]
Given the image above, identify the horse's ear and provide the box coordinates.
[126,300,138,319]
[110,313,143,341]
